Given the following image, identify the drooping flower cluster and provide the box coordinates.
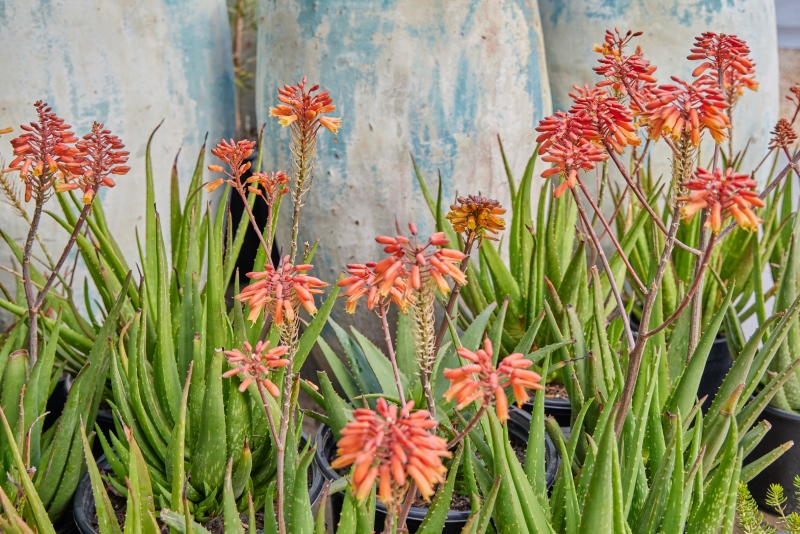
[445,195,506,242]
[540,139,608,198]
[689,32,758,105]
[593,29,658,96]
[5,101,81,202]
[338,262,412,314]
[222,341,290,396]
[677,167,763,233]
[269,77,341,134]
[644,76,730,146]
[331,398,451,504]
[443,339,543,423]
[235,255,327,324]
[56,122,130,204]
[569,84,641,153]
[206,138,256,192]
[769,118,798,151]
[373,223,467,297]
[247,170,290,205]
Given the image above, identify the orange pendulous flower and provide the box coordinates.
[331,398,451,504]
[337,262,412,315]
[689,32,758,103]
[222,340,290,396]
[269,77,341,134]
[540,138,608,198]
[446,195,506,241]
[5,101,81,202]
[206,138,256,192]
[443,339,543,423]
[644,76,729,146]
[769,118,797,151]
[235,255,327,324]
[246,170,290,205]
[373,223,467,297]
[56,122,129,204]
[593,29,657,96]
[568,84,641,153]
[677,167,763,233]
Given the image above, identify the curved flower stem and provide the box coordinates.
[432,233,476,357]
[569,188,635,351]
[256,380,279,445]
[446,404,487,449]
[604,145,701,256]
[688,212,710,357]
[614,204,682,435]
[576,176,647,293]
[234,184,273,267]
[379,302,406,406]
[22,198,45,365]
[397,485,417,533]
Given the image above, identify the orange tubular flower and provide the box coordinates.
[769,118,797,151]
[540,138,608,198]
[689,32,758,104]
[677,167,763,233]
[443,339,543,423]
[337,262,412,315]
[56,122,130,204]
[269,77,341,134]
[5,101,81,202]
[222,340,290,396]
[593,29,657,96]
[206,138,256,192]
[446,195,506,241]
[535,111,587,153]
[246,170,290,205]
[372,223,467,298]
[331,398,451,504]
[235,255,327,324]
[568,84,641,153]
[645,76,729,146]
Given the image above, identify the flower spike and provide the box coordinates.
[677,167,763,233]
[446,195,506,242]
[222,340,290,396]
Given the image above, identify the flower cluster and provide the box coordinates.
[569,84,640,153]
[644,76,729,146]
[540,139,608,198]
[247,170,290,205]
[331,398,450,504]
[678,167,763,233]
[222,341,290,396]
[269,77,341,134]
[373,223,467,297]
[593,29,657,96]
[5,101,81,202]
[235,255,327,324]
[56,122,130,204]
[443,339,543,423]
[206,139,256,192]
[338,262,412,314]
[689,32,758,104]
[769,118,797,151]
[445,195,506,241]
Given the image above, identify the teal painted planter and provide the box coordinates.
[256,0,552,287]
[538,0,779,177]
[0,0,235,267]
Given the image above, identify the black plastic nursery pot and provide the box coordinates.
[697,336,733,413]
[74,452,325,534]
[523,396,573,428]
[315,407,559,534]
[745,402,800,513]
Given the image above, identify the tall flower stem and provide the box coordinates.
[446,405,487,449]
[22,199,45,365]
[379,302,406,406]
[276,320,299,534]
[569,188,635,350]
[432,233,476,357]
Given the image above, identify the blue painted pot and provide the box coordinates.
[256,0,552,289]
[0,0,235,266]
[538,0,779,176]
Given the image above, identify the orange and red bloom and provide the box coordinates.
[222,340,290,396]
[689,32,758,103]
[247,170,290,205]
[593,29,658,96]
[269,77,341,134]
[331,398,450,504]
[206,138,256,192]
[338,262,412,315]
[678,167,763,233]
[540,138,608,198]
[372,223,467,297]
[446,195,506,241]
[443,339,543,423]
[235,255,327,324]
[55,122,129,204]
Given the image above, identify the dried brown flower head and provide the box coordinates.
[446,195,506,241]
[769,118,797,151]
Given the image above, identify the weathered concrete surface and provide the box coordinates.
[539,0,779,180]
[0,0,235,325]
[256,0,552,291]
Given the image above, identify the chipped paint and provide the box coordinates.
[539,0,779,179]
[257,0,552,294]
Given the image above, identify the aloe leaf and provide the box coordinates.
[417,444,464,533]
[578,407,621,534]
[286,447,316,534]
[143,122,162,313]
[480,240,523,320]
[318,371,350,439]
[486,411,527,534]
[293,274,343,373]
[191,350,227,495]
[222,458,246,534]
[80,424,123,534]
[329,318,381,396]
[504,422,555,531]
[488,298,508,365]
[168,363,193,515]
[350,327,402,399]
[525,356,549,502]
